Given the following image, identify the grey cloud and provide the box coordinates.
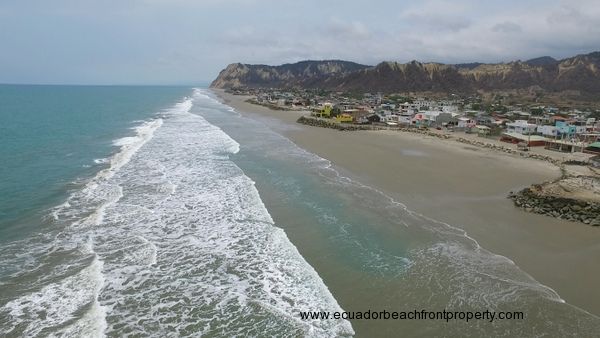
[398,1,473,32]
[491,22,522,33]
[405,15,471,32]
[326,18,371,40]
[2,0,600,84]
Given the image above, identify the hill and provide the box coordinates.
[210,52,600,100]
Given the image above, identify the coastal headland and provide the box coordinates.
[214,89,600,318]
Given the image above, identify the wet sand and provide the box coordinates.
[214,90,600,318]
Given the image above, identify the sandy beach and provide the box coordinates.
[214,90,600,318]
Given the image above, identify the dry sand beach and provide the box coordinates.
[215,90,600,317]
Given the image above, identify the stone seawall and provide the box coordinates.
[509,177,600,226]
[394,126,452,139]
[296,116,374,131]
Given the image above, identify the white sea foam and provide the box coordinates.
[2,255,106,337]
[50,102,173,224]
[0,99,194,337]
[10,93,352,337]
[101,118,163,180]
[93,97,348,336]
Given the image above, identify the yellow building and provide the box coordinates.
[336,113,353,123]
[318,103,333,117]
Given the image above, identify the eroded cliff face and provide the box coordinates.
[210,52,600,97]
[210,60,370,89]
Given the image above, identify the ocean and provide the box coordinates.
[0,85,599,337]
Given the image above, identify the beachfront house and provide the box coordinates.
[506,120,537,135]
[336,113,353,123]
[500,132,548,147]
[573,121,587,134]
[556,121,577,137]
[357,113,381,124]
[398,113,413,125]
[422,111,457,127]
[537,125,558,137]
[457,117,476,130]
[475,125,491,137]
[586,118,598,132]
[379,114,399,123]
[475,115,496,127]
[411,113,427,126]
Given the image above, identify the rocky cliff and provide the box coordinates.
[211,52,600,97]
[210,60,370,89]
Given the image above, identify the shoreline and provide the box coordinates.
[213,89,600,318]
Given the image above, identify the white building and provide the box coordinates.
[457,117,475,129]
[398,115,412,124]
[506,120,537,135]
[441,105,459,113]
[381,114,400,123]
[422,111,458,124]
[537,125,557,137]
[413,99,436,111]
[575,125,587,134]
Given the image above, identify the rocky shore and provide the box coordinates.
[509,176,600,225]
[296,116,375,130]
[394,126,452,139]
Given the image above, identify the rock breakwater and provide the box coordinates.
[509,176,600,225]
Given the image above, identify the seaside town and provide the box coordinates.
[228,87,600,225]
[231,88,600,157]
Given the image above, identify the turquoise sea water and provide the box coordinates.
[0,86,352,337]
[0,86,599,337]
[0,85,189,241]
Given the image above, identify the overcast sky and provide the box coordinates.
[1,0,599,85]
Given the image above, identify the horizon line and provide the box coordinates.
[0,82,211,87]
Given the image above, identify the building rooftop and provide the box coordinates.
[502,132,548,142]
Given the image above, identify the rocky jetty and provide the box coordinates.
[296,116,374,131]
[509,176,600,225]
[395,127,452,139]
